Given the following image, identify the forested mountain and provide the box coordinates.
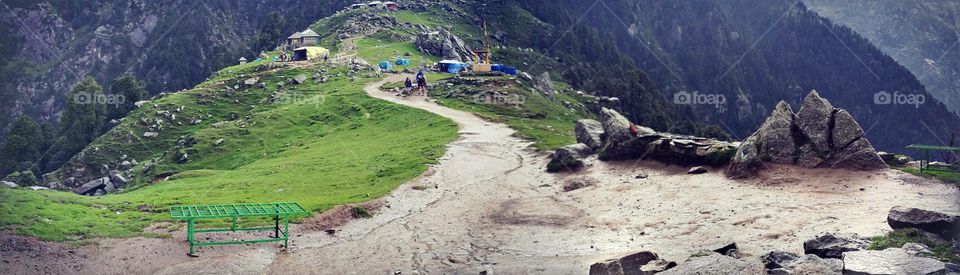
[806,0,960,115]
[507,0,960,153]
[0,0,352,138]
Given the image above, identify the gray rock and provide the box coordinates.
[757,101,797,164]
[795,90,833,151]
[293,75,307,84]
[589,251,664,275]
[888,206,960,239]
[797,144,824,168]
[902,243,934,257]
[108,171,128,188]
[658,253,764,275]
[764,251,842,275]
[831,109,864,148]
[575,119,605,150]
[842,248,947,275]
[803,234,870,259]
[1,180,17,188]
[640,259,677,274]
[547,143,593,172]
[828,138,886,170]
[143,131,159,138]
[76,177,111,195]
[243,77,259,87]
[119,160,133,170]
[598,108,653,160]
[726,135,764,179]
[28,186,49,191]
[687,166,708,174]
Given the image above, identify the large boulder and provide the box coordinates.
[726,91,886,178]
[575,119,605,150]
[589,251,673,275]
[546,143,593,172]
[757,101,797,164]
[76,177,111,195]
[644,135,738,166]
[414,30,473,62]
[842,248,947,275]
[887,206,960,240]
[598,108,654,160]
[795,91,834,151]
[802,233,870,259]
[657,253,763,274]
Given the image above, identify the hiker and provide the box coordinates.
[323,54,329,63]
[403,77,413,97]
[416,69,427,96]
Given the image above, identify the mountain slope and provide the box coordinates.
[806,0,960,115]
[510,0,960,153]
[0,0,352,137]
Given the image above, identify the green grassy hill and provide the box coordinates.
[0,3,593,242]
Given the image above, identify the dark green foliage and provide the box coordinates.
[47,77,107,170]
[351,206,373,219]
[107,75,148,121]
[3,170,38,186]
[254,12,287,53]
[868,228,959,264]
[0,116,42,176]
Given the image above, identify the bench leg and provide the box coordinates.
[274,215,280,238]
[284,215,289,248]
[188,218,197,257]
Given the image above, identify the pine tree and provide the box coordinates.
[255,12,286,53]
[48,77,107,170]
[107,75,147,120]
[0,116,41,176]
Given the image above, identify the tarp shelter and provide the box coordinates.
[379,61,393,70]
[367,1,383,8]
[438,60,467,74]
[384,1,399,10]
[395,58,410,66]
[491,64,518,76]
[293,47,329,61]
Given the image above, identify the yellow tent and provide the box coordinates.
[293,46,329,61]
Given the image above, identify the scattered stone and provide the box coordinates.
[803,233,870,259]
[546,143,593,172]
[562,178,594,192]
[842,248,947,275]
[243,77,259,87]
[119,160,133,170]
[901,243,934,257]
[763,251,801,269]
[769,254,843,275]
[143,132,159,138]
[214,138,225,146]
[575,119,605,150]
[713,243,739,257]
[28,186,49,191]
[658,253,763,274]
[635,173,649,179]
[293,75,307,85]
[687,166,708,174]
[887,206,960,239]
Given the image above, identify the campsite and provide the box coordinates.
[1,0,959,274]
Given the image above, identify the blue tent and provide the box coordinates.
[438,60,466,74]
[395,58,410,66]
[500,66,518,76]
[379,61,392,70]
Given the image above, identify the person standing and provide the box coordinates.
[416,69,427,96]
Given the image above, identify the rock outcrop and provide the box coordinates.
[727,91,886,178]
[589,251,676,275]
[549,108,738,172]
[657,253,764,274]
[414,30,473,62]
[763,251,843,275]
[888,206,960,240]
[842,248,947,275]
[802,233,870,259]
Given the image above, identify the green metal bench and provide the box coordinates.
[170,202,308,256]
[905,144,960,174]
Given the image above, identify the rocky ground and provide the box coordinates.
[2,75,958,274]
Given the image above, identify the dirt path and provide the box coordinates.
[3,75,959,275]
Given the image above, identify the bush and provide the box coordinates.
[4,170,38,186]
